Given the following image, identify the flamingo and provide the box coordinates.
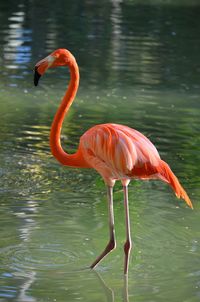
[34,48,193,275]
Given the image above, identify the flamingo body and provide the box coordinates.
[34,48,193,275]
[79,123,193,208]
[80,123,161,183]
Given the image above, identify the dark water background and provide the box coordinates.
[0,0,199,301]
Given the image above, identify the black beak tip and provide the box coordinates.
[34,67,41,86]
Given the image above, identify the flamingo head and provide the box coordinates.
[34,49,75,86]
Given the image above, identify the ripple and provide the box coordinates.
[0,244,77,271]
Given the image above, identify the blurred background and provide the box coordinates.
[0,0,199,301]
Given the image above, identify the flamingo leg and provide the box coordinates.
[123,185,132,275]
[90,186,116,269]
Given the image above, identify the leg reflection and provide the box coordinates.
[92,270,129,302]
[93,270,114,302]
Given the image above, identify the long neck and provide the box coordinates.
[50,60,87,167]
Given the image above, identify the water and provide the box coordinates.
[0,0,200,301]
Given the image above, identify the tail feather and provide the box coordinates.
[159,160,193,209]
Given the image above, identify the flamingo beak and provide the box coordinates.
[34,55,55,86]
[34,67,41,86]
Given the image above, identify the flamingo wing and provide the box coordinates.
[80,123,161,181]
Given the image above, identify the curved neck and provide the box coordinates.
[50,61,87,167]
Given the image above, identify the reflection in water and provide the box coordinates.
[94,270,115,302]
[94,270,129,302]
[0,0,200,90]
[3,5,32,71]
[110,0,123,72]
[110,0,162,86]
[16,271,36,302]
[14,191,38,301]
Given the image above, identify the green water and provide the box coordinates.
[0,0,199,301]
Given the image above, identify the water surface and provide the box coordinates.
[0,1,199,301]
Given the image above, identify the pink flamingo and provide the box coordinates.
[34,48,193,275]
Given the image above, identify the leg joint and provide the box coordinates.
[108,238,116,251]
[124,240,132,254]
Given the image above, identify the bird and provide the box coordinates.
[34,48,193,275]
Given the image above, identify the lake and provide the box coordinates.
[0,0,199,301]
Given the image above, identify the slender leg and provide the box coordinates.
[90,186,116,269]
[123,185,132,275]
[123,274,129,302]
